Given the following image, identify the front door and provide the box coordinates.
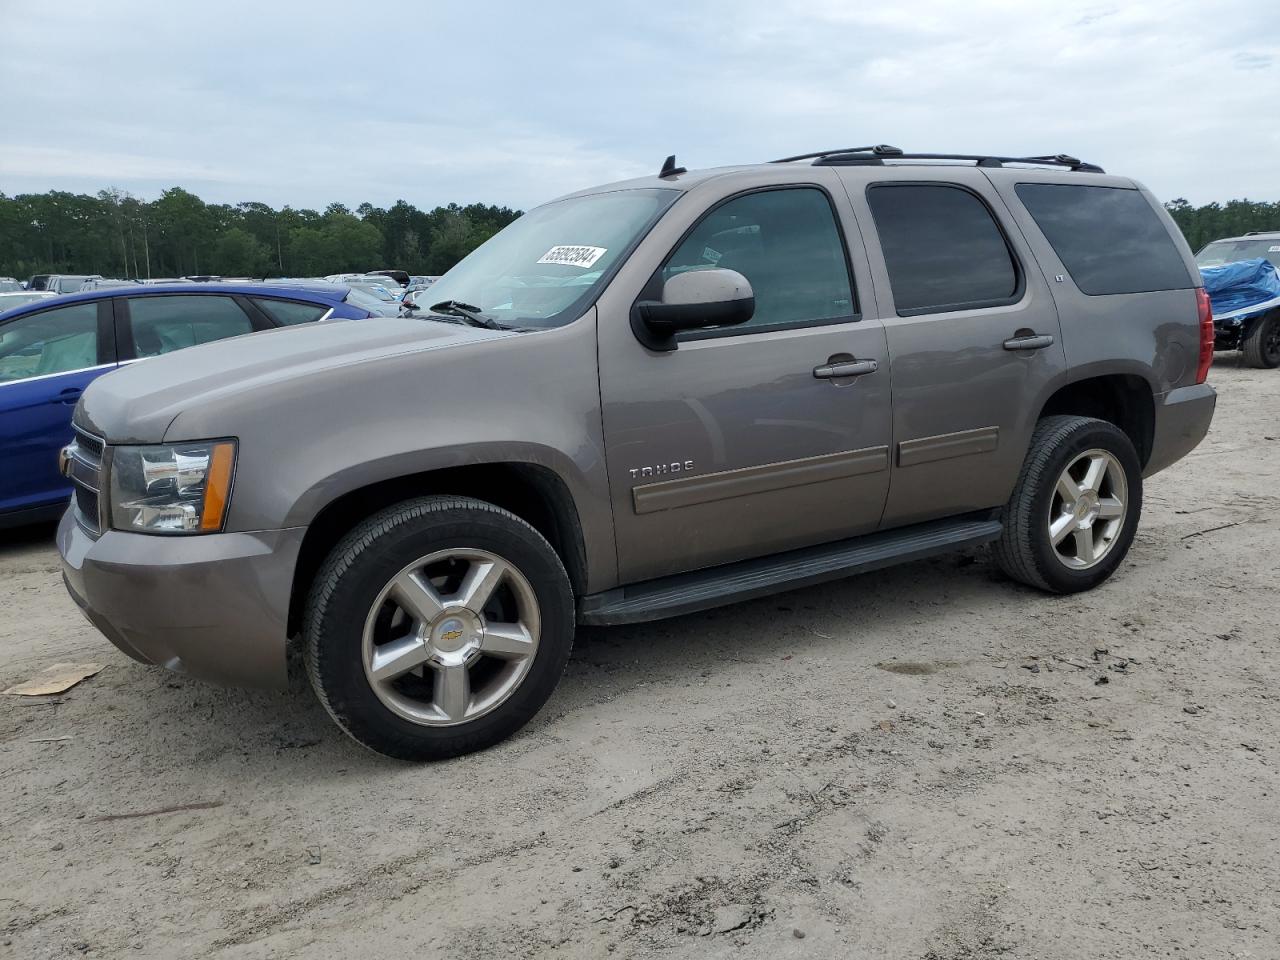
[598,184,893,583]
[837,169,1068,528]
[0,300,116,517]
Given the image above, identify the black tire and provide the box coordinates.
[992,415,1142,594]
[304,496,574,761]
[1241,312,1280,369]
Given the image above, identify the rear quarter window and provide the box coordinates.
[1015,184,1192,296]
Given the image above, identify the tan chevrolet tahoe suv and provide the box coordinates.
[58,146,1216,759]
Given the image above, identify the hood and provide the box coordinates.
[77,315,511,443]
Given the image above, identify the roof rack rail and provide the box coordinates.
[775,147,1104,174]
[772,145,903,163]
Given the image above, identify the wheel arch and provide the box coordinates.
[1035,370,1156,469]
[286,462,590,639]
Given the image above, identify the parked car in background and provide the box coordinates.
[57,146,1214,760]
[0,291,57,312]
[0,278,22,293]
[26,275,52,291]
[79,279,137,292]
[0,282,380,528]
[1196,231,1280,368]
[45,275,103,295]
[367,269,410,287]
[336,278,406,313]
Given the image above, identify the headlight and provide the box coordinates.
[109,440,237,534]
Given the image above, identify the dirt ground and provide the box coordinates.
[1,357,1277,960]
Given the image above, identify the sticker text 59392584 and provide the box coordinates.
[537,245,607,269]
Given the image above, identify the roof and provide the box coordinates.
[1208,231,1280,243]
[0,281,353,321]
[553,147,1118,205]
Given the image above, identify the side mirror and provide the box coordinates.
[634,268,754,350]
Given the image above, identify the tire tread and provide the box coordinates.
[303,495,573,761]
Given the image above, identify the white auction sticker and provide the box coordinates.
[537,245,607,269]
[1270,245,1280,253]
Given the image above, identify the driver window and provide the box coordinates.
[663,188,856,332]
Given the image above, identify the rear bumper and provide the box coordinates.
[57,510,304,689]
[1144,383,1216,477]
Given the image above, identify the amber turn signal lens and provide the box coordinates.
[199,442,237,531]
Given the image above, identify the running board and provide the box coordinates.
[577,514,1002,626]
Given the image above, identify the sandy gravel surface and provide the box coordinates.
[1,358,1277,960]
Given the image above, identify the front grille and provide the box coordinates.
[73,426,104,459]
[67,426,105,535]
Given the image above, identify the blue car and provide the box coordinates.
[0,282,380,528]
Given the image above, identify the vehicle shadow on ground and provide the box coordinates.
[57,546,1027,779]
[0,519,59,558]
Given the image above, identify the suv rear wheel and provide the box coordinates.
[993,415,1142,593]
[1241,312,1280,369]
[304,496,575,760]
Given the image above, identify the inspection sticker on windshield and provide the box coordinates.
[537,245,607,269]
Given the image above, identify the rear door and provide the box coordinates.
[835,167,1067,528]
[598,176,893,583]
[0,300,116,516]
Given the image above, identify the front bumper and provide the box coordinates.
[1144,382,1217,477]
[57,510,305,689]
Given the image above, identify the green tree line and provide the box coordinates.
[0,187,521,280]
[1164,198,1280,252]
[1,187,1276,281]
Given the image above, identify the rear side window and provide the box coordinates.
[1016,184,1192,295]
[251,297,328,326]
[867,184,1019,315]
[126,295,255,358]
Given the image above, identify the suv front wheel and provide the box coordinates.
[993,415,1143,593]
[304,496,575,760]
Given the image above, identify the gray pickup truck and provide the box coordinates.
[58,146,1216,760]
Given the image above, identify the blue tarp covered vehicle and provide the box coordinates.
[1196,253,1280,368]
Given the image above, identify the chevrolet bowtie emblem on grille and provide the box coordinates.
[629,460,694,480]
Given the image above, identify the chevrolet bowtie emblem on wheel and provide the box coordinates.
[439,629,464,643]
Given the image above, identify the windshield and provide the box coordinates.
[348,281,399,302]
[343,287,397,314]
[1196,238,1280,270]
[423,188,679,329]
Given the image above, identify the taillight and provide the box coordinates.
[1195,287,1214,384]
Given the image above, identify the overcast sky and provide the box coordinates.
[2,0,1276,211]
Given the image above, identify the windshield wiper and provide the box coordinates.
[428,300,504,330]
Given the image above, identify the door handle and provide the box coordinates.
[1003,334,1055,351]
[813,359,878,379]
[53,388,82,405]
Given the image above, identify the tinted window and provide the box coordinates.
[1016,184,1192,295]
[251,297,328,326]
[867,184,1019,314]
[0,302,99,383]
[663,188,854,331]
[127,295,254,358]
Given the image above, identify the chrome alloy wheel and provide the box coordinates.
[1047,448,1128,570]
[361,548,540,726]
